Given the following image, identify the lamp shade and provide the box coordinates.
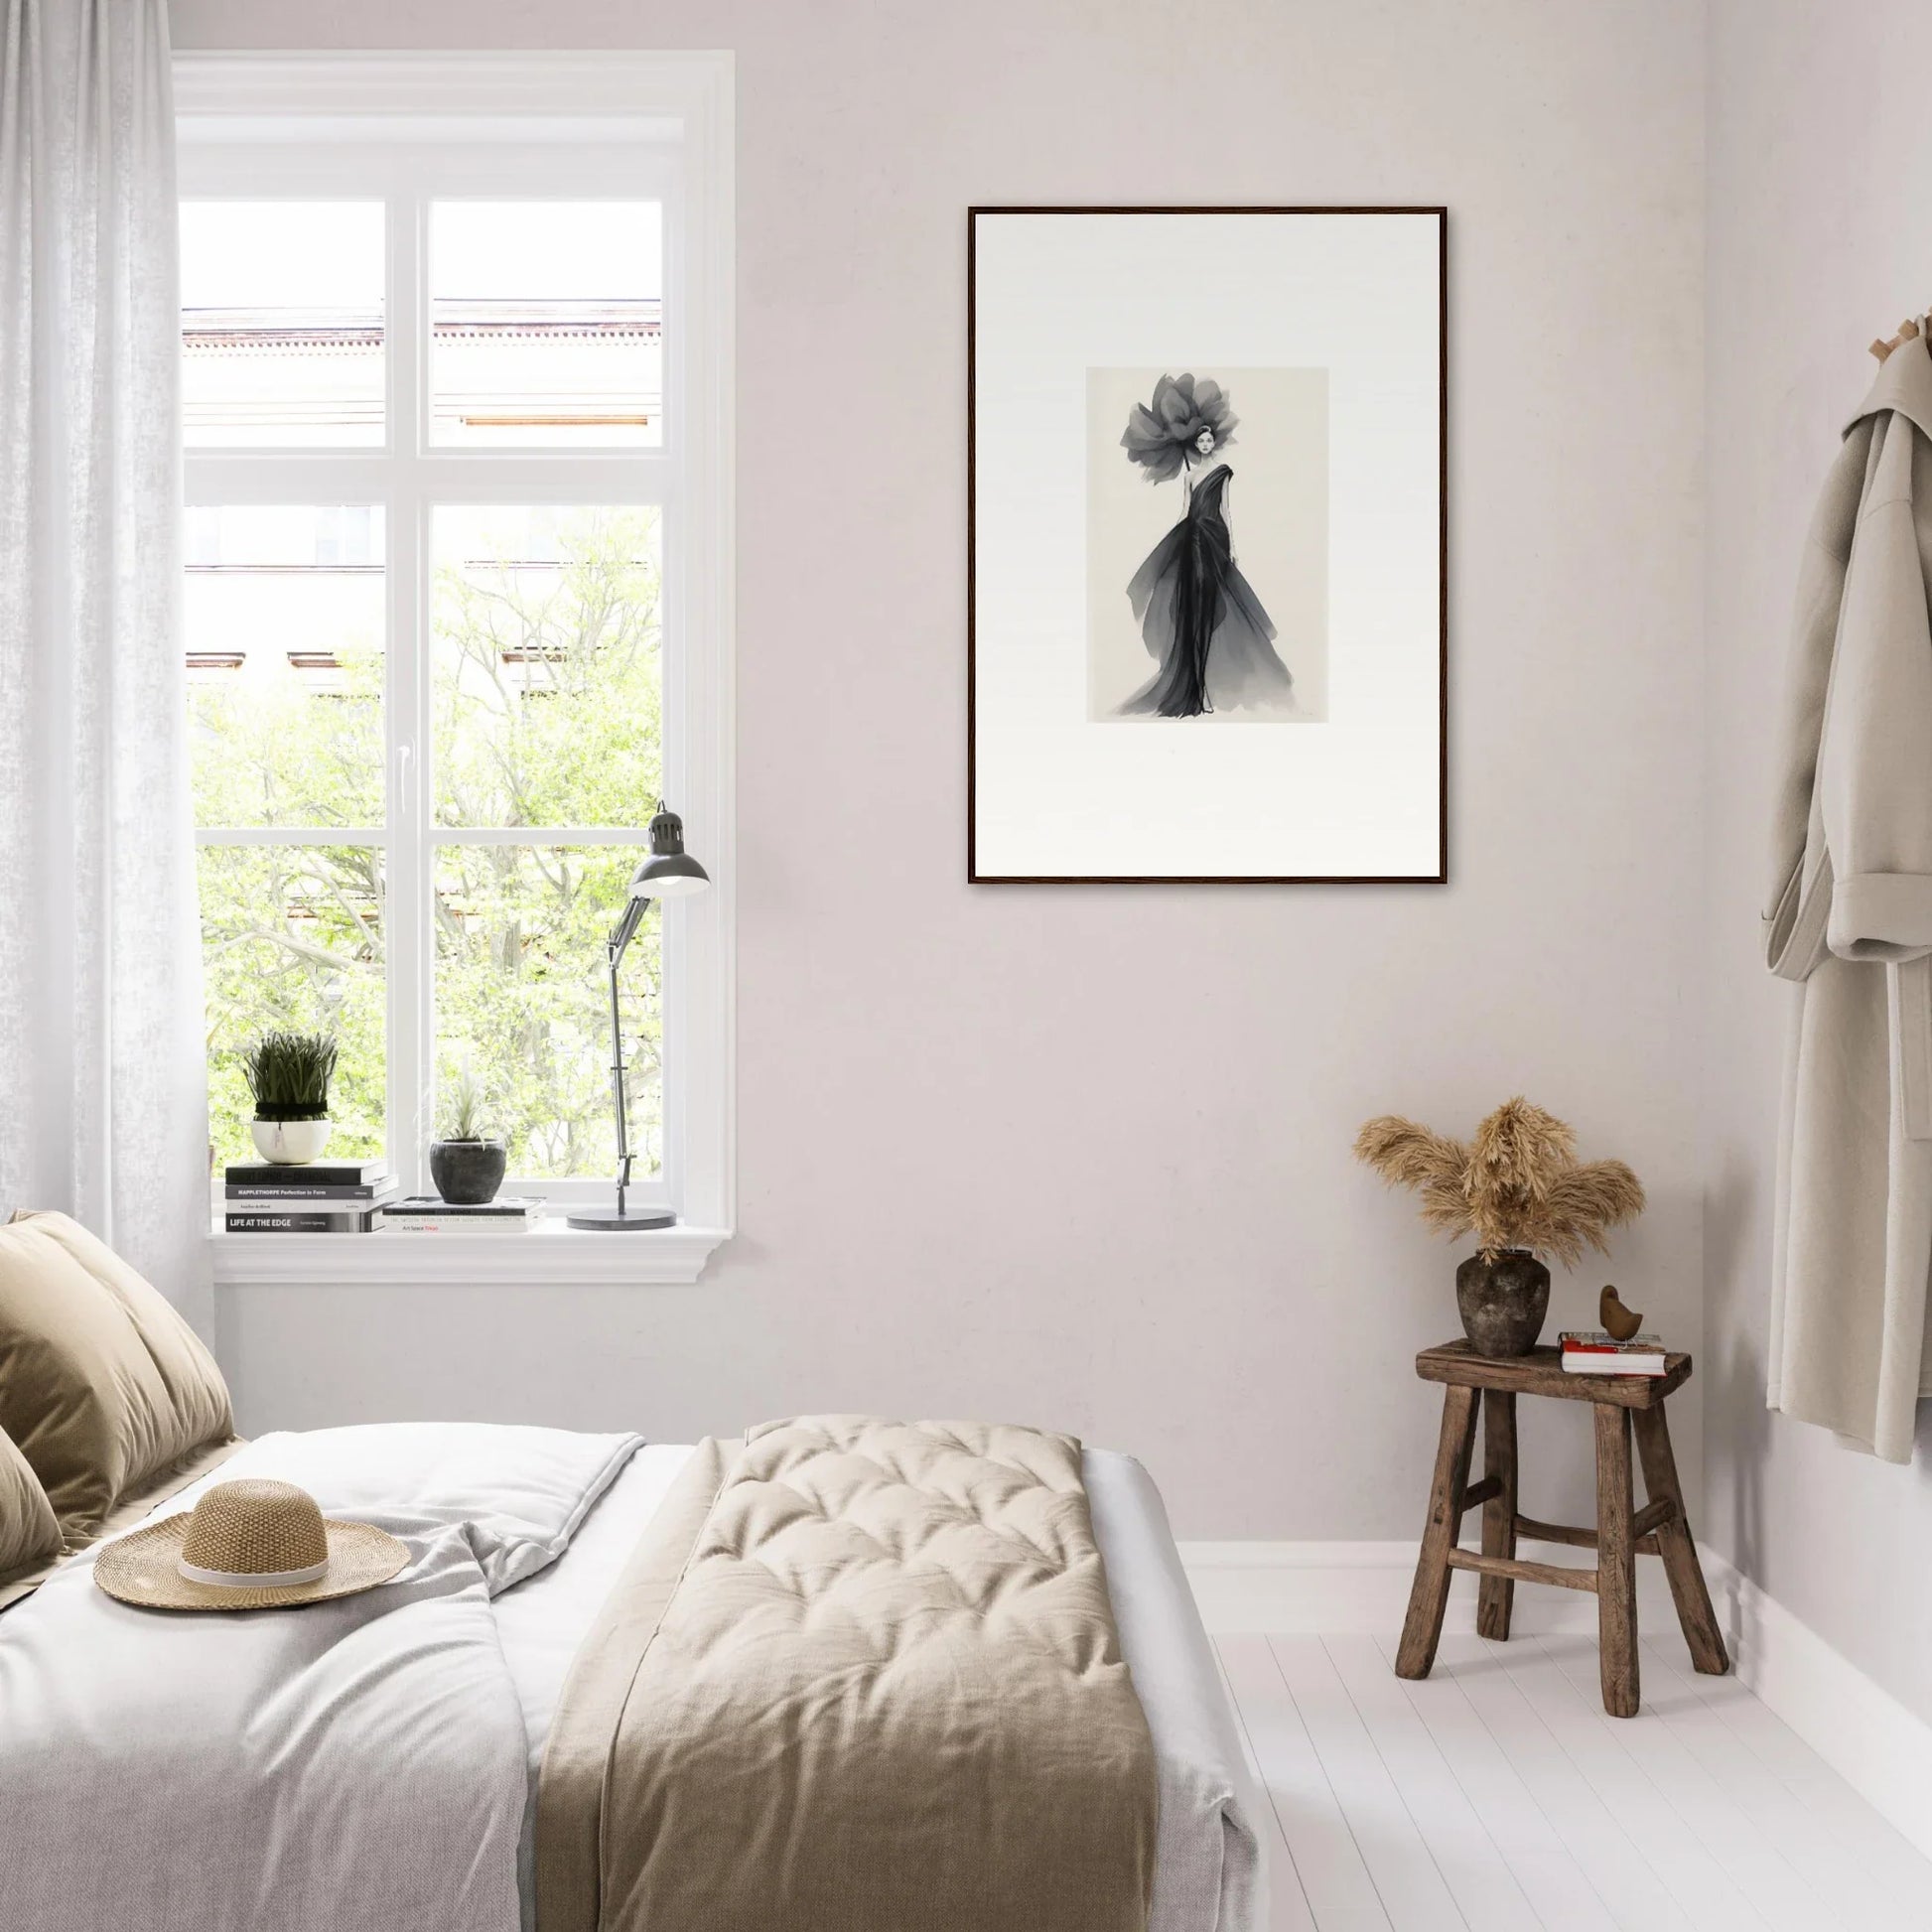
[629,803,710,900]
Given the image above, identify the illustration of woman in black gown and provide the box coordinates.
[1118,372,1294,718]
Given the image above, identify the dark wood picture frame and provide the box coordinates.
[967,205,1449,885]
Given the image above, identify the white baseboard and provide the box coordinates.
[1177,1537,1680,1638]
[1179,1538,1932,1865]
[1699,1547,1932,1863]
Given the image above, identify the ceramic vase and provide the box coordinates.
[428,1140,507,1206]
[250,1118,333,1166]
[1454,1248,1551,1357]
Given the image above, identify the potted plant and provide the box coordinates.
[243,1032,340,1166]
[1353,1096,1645,1357]
[429,1070,507,1206]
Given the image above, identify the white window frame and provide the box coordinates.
[178,54,735,1285]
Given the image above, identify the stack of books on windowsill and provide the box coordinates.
[377,1196,546,1236]
[222,1159,397,1233]
[1559,1330,1669,1377]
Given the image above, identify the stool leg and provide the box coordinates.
[1593,1402,1640,1718]
[1397,1384,1478,1680]
[1633,1405,1729,1676]
[1476,1389,1518,1641]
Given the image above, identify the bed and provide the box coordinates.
[0,1421,1264,1932]
[0,1215,1262,1931]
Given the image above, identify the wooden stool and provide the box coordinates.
[1394,1339,1727,1718]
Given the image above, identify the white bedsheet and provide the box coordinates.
[0,1424,640,1932]
[492,1444,1265,1932]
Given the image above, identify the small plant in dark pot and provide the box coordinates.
[243,1032,339,1166]
[1353,1097,1646,1357]
[429,1071,507,1206]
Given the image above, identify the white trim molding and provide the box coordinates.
[1701,1546,1932,1866]
[210,1220,730,1286]
[1178,1538,1683,1639]
[1179,1538,1932,1867]
[173,50,734,126]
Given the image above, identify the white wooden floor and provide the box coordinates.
[1214,1630,1932,1931]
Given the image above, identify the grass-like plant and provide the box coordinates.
[242,1032,339,1122]
[1353,1096,1645,1267]
[437,1068,496,1144]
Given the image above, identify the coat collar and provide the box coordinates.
[1847,330,1932,444]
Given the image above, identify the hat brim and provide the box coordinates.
[93,1514,410,1612]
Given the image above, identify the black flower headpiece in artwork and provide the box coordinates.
[1120,372,1238,483]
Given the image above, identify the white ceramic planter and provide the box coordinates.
[250,1118,333,1165]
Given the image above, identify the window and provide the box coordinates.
[176,56,735,1279]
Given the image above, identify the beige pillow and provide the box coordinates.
[0,1211,233,1538]
[0,1423,61,1584]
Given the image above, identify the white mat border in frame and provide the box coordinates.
[969,206,1447,884]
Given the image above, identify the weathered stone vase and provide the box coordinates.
[1454,1248,1551,1357]
[428,1139,507,1205]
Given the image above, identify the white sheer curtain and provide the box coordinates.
[0,0,210,1330]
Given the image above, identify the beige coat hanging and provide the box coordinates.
[1765,333,1932,1461]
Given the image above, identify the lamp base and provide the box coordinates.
[566,1205,677,1232]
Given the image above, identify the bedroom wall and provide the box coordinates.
[173,0,1707,1541]
[1703,0,1932,1728]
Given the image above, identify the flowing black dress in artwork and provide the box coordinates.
[1120,464,1293,718]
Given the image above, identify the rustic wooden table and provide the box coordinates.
[1394,1339,1728,1717]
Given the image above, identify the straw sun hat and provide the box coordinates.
[94,1478,409,1611]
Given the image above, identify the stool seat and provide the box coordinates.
[1417,1338,1691,1406]
[1396,1337,1726,1718]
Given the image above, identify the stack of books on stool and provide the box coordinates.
[223,1159,396,1233]
[1559,1329,1668,1377]
[378,1196,545,1235]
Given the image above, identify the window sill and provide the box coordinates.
[209,1220,731,1286]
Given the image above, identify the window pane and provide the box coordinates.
[434,845,657,1178]
[187,506,385,829]
[199,845,386,1166]
[432,506,660,828]
[429,202,661,447]
[181,203,384,447]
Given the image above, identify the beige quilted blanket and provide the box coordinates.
[535,1417,1158,1932]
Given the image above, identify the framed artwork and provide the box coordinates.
[968,207,1447,884]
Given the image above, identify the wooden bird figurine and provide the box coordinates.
[1599,1285,1643,1341]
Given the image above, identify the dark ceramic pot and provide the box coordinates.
[1454,1249,1551,1357]
[428,1139,507,1206]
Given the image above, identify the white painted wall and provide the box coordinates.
[172,0,1707,1541]
[1703,0,1932,1731]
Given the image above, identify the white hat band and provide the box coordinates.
[178,1556,330,1588]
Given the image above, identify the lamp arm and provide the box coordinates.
[605,895,652,1216]
[609,893,649,962]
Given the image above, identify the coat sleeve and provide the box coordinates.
[1820,417,1932,964]
[1763,427,1865,979]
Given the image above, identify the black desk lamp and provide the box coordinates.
[567,803,709,1230]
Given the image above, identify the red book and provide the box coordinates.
[1559,1329,1666,1375]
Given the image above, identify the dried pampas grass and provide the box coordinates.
[1351,1116,1472,1238]
[1353,1096,1644,1265]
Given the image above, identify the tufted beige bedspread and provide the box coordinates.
[534,1416,1159,1932]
